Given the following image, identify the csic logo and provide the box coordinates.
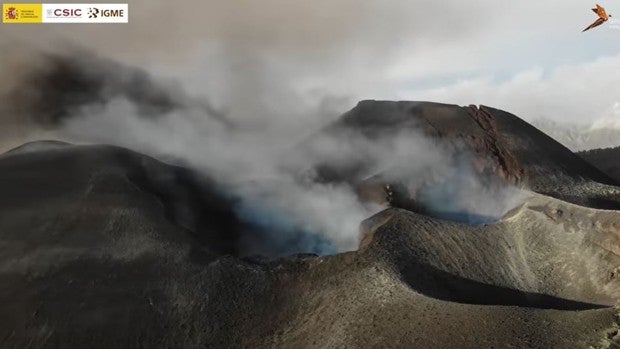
[87,7,98,18]
[48,8,82,17]
[5,6,18,20]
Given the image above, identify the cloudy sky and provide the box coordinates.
[2,0,620,126]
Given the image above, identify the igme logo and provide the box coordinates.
[88,7,123,18]
[87,7,98,18]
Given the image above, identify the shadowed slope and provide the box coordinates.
[580,147,620,183]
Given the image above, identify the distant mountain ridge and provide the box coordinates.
[532,118,620,151]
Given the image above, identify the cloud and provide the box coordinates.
[3,0,620,129]
[401,53,620,129]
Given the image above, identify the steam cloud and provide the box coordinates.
[0,13,528,256]
[0,48,526,257]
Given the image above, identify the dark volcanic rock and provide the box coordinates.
[0,141,243,256]
[310,101,620,211]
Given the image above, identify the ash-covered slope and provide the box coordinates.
[0,142,296,347]
[361,193,620,307]
[580,147,620,184]
[2,100,620,348]
[0,141,243,255]
[0,141,619,348]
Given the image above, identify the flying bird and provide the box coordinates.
[583,4,612,32]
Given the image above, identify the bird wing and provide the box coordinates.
[583,17,606,31]
[596,4,609,19]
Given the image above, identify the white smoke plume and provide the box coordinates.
[50,76,525,255]
[0,48,527,256]
[0,0,533,256]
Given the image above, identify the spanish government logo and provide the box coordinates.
[4,6,17,20]
[2,4,43,23]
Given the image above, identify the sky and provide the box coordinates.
[3,0,620,128]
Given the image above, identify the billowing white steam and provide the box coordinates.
[56,93,525,255]
[0,46,527,256]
